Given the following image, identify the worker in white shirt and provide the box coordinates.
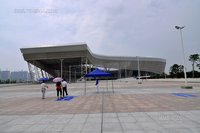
[62,79,68,97]
[41,80,48,99]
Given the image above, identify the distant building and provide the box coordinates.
[0,71,10,80]
[0,70,30,82]
[10,71,30,82]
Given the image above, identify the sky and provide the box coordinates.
[0,0,200,74]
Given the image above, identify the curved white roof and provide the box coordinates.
[20,43,166,76]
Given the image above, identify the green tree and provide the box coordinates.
[197,58,200,70]
[170,64,184,78]
[5,79,10,84]
[197,63,200,70]
[189,54,200,78]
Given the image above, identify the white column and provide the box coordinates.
[137,56,142,84]
[60,59,64,79]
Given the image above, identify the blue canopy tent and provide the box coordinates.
[85,68,112,77]
[84,68,113,95]
[38,77,49,82]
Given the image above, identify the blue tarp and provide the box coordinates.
[172,93,197,98]
[56,96,75,101]
[85,68,112,77]
[38,77,49,81]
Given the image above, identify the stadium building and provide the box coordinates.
[20,43,166,82]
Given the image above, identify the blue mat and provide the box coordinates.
[172,93,197,98]
[56,96,75,101]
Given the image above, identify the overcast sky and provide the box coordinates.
[0,0,200,73]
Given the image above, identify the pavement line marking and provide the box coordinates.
[108,94,125,133]
[101,86,105,133]
[172,93,197,98]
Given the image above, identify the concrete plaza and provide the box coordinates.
[0,79,200,133]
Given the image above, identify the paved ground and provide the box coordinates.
[0,79,200,133]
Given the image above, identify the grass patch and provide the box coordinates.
[181,86,193,89]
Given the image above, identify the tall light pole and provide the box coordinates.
[175,26,187,87]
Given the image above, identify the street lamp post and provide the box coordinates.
[175,26,190,88]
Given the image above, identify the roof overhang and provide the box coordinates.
[20,43,166,76]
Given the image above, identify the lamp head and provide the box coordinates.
[175,26,180,29]
[180,26,185,29]
[175,26,185,29]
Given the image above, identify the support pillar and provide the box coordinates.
[85,58,88,74]
[69,65,71,83]
[41,69,44,78]
[137,56,142,84]
[60,59,64,79]
[27,62,34,81]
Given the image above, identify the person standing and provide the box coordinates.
[62,79,68,97]
[56,82,62,99]
[41,80,48,99]
[95,79,99,93]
